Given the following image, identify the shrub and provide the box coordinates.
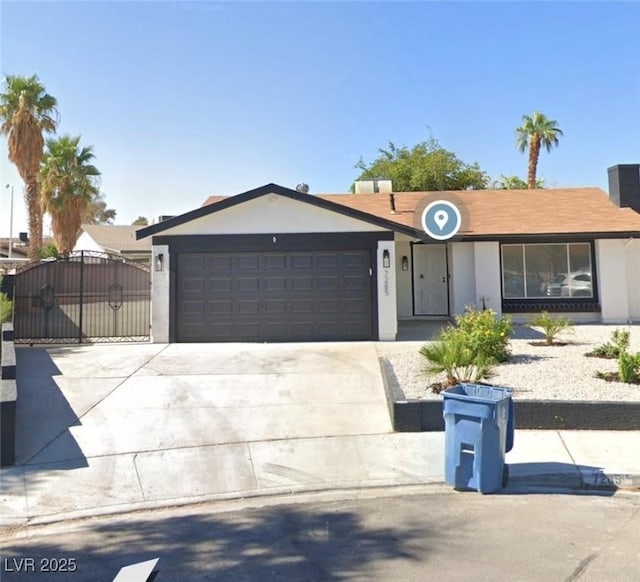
[454,306,512,362]
[586,329,630,359]
[0,277,12,323]
[618,351,640,383]
[528,311,573,345]
[420,327,495,392]
[38,242,59,259]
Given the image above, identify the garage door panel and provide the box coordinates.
[265,255,287,270]
[265,277,286,292]
[237,300,259,314]
[210,277,232,292]
[237,256,260,270]
[316,276,339,291]
[291,277,313,291]
[176,250,373,342]
[291,300,313,314]
[209,300,233,315]
[237,277,260,292]
[182,301,204,315]
[208,256,232,270]
[291,255,313,269]
[182,255,205,272]
[264,300,286,314]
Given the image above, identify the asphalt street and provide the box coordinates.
[1,487,639,582]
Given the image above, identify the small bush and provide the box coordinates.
[528,311,573,345]
[454,306,512,362]
[586,329,630,359]
[0,277,12,323]
[618,351,640,383]
[38,242,59,259]
[420,327,495,392]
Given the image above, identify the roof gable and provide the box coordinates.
[136,183,417,239]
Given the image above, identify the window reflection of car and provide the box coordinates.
[546,272,592,297]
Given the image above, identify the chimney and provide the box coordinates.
[608,164,640,212]
[354,178,393,194]
[157,215,175,223]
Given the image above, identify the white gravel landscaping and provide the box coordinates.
[376,324,640,401]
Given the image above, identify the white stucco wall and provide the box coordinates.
[151,244,170,342]
[158,194,387,235]
[394,239,413,318]
[597,239,631,323]
[473,242,502,316]
[73,231,103,253]
[449,242,476,315]
[377,240,397,340]
[626,239,640,321]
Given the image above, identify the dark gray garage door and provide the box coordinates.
[176,250,373,342]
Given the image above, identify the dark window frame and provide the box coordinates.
[500,239,600,313]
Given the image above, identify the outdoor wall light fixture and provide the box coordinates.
[155,253,164,272]
[401,256,409,271]
[382,249,391,268]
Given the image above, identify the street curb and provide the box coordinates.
[3,473,639,535]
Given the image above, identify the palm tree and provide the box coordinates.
[515,112,563,189]
[0,74,58,259]
[39,135,101,255]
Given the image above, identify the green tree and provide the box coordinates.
[515,112,563,189]
[0,74,58,259]
[39,135,101,255]
[82,191,116,225]
[492,174,544,189]
[132,216,149,226]
[353,136,489,191]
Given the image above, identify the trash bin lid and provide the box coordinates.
[442,382,512,403]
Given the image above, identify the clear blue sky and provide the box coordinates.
[1,1,639,236]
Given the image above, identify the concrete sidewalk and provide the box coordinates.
[2,429,639,528]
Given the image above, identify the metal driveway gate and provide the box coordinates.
[13,251,150,343]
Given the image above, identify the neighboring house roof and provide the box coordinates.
[0,238,29,258]
[79,224,151,253]
[138,183,640,241]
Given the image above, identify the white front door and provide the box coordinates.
[413,244,449,315]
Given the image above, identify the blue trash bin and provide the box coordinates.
[442,383,513,493]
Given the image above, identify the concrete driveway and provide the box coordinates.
[15,342,392,465]
[2,341,423,523]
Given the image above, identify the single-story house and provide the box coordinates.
[74,224,151,263]
[137,164,640,343]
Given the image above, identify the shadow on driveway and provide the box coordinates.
[14,348,87,469]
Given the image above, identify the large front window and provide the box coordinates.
[501,243,593,299]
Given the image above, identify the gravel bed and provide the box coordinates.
[376,325,640,401]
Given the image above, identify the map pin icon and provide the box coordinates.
[434,210,449,231]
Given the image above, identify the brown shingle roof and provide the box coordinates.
[79,225,151,253]
[202,187,640,236]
